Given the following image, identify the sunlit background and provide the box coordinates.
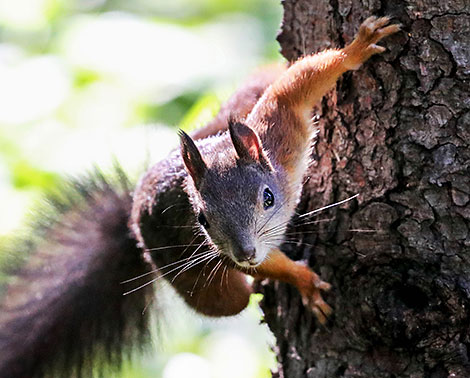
[0,0,283,377]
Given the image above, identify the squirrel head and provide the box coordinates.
[179,121,295,268]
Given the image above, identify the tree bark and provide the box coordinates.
[259,1,470,377]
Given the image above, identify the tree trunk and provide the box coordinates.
[259,1,470,377]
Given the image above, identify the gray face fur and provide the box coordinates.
[196,163,291,267]
[180,124,295,268]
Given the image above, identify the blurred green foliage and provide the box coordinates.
[0,0,283,377]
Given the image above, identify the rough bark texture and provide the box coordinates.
[259,1,470,377]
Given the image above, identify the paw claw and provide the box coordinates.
[309,298,332,324]
[311,306,327,325]
[378,24,401,40]
[300,276,332,323]
[315,279,331,291]
[344,15,400,69]
[367,44,386,55]
[301,295,309,307]
[375,16,392,29]
[315,299,332,317]
[358,15,399,45]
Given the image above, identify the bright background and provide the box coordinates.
[0,0,283,377]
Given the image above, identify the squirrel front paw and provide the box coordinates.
[253,250,333,324]
[343,16,401,70]
[298,273,332,324]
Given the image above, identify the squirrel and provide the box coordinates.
[0,17,400,378]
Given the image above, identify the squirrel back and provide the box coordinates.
[0,168,154,378]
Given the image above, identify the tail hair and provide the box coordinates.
[0,166,155,378]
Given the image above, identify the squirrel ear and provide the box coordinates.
[179,130,207,188]
[228,120,272,169]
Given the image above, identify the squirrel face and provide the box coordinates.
[180,122,294,268]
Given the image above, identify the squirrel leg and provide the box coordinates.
[251,249,332,324]
[262,16,400,109]
[342,16,401,70]
[168,259,253,317]
[246,17,400,173]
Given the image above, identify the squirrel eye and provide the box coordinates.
[263,188,274,209]
[197,211,210,229]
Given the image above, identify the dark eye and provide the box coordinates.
[263,188,274,209]
[198,211,210,229]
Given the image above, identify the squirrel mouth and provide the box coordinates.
[232,253,262,268]
[236,260,260,268]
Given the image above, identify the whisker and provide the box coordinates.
[296,194,358,220]
[256,178,305,236]
[291,218,335,227]
[260,228,384,253]
[256,180,307,235]
[171,250,219,283]
[145,243,203,252]
[142,296,155,316]
[258,194,358,238]
[204,261,219,288]
[158,225,196,229]
[270,228,383,240]
[205,259,224,288]
[123,276,160,296]
[262,214,331,237]
[121,249,209,284]
[123,251,217,296]
[171,251,219,280]
[120,267,160,284]
[189,253,220,296]
[348,229,383,233]
[264,239,317,248]
[257,195,291,235]
[221,265,228,289]
[161,203,187,214]
[177,237,207,264]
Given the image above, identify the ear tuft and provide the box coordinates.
[228,119,272,169]
[179,130,207,188]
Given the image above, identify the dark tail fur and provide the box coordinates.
[0,167,155,378]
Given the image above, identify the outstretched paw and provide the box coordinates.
[357,16,401,46]
[344,16,401,69]
[300,275,332,324]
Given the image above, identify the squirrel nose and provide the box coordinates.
[237,248,256,263]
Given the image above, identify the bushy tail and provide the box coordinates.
[0,167,155,378]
